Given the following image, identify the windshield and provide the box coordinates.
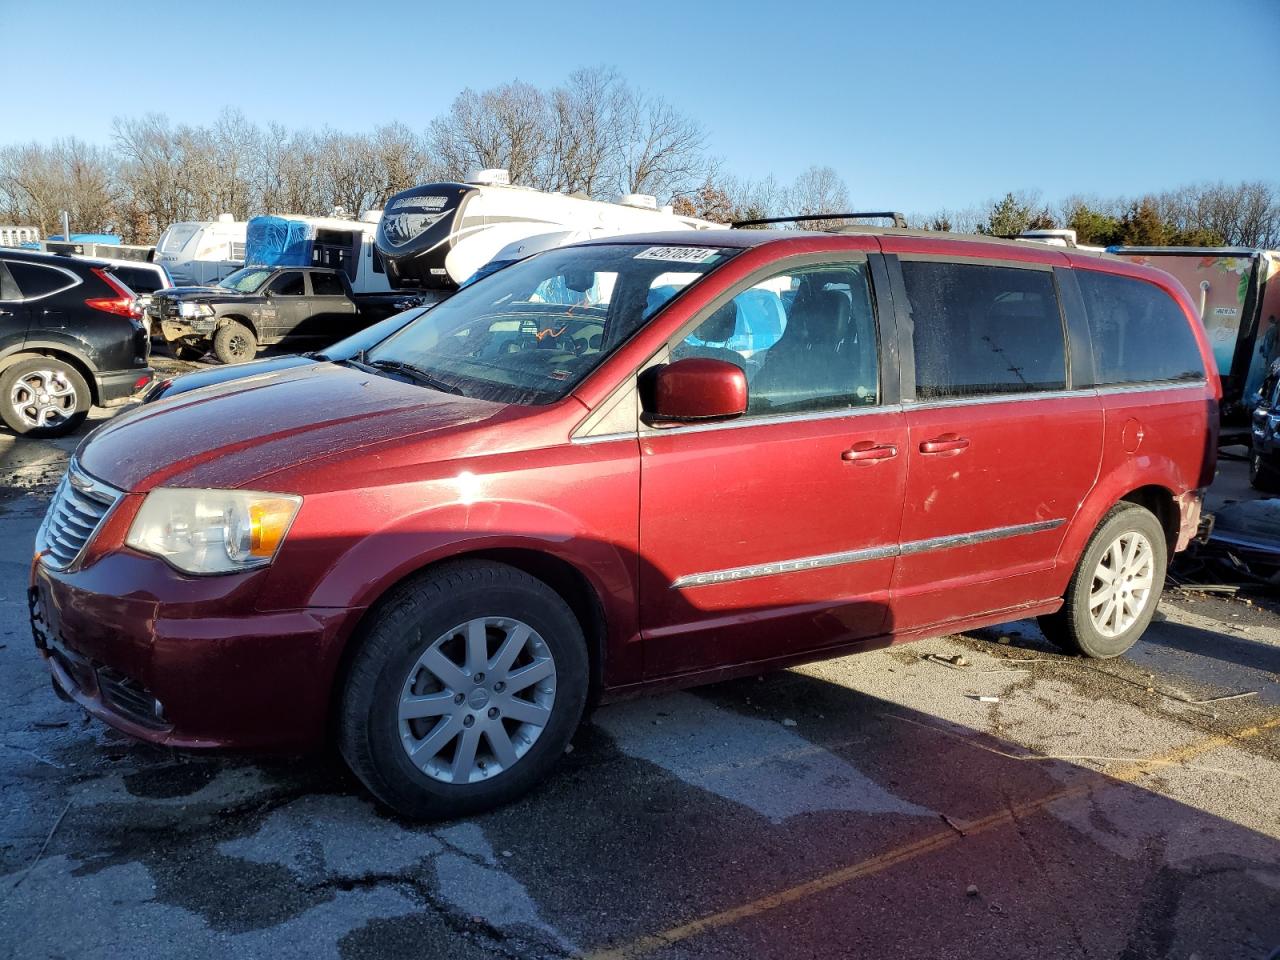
[366,242,737,405]
[217,267,272,293]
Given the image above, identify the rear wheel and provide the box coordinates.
[339,560,589,819]
[0,358,90,438]
[213,320,256,364]
[1038,503,1167,658]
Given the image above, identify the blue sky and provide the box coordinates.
[3,0,1277,213]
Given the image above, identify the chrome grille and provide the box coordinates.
[36,462,122,570]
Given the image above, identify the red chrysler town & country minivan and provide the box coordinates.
[30,229,1218,817]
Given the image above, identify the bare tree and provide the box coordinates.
[782,165,851,229]
[428,82,551,187]
[546,66,625,196]
[0,138,118,236]
[611,89,707,201]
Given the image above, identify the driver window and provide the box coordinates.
[672,262,879,417]
[270,272,305,296]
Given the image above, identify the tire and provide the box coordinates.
[169,339,206,362]
[339,560,589,820]
[1250,451,1280,493]
[0,357,90,438]
[1038,503,1167,658]
[212,320,257,365]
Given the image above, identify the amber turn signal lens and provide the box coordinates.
[248,499,298,558]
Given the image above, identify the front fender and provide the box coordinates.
[257,488,639,653]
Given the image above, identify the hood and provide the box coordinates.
[78,362,509,492]
[157,285,249,300]
[142,354,317,403]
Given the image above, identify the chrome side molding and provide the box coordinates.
[671,518,1065,589]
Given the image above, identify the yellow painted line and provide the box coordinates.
[584,715,1280,960]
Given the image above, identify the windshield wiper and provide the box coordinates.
[368,359,465,395]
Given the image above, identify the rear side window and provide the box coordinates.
[311,272,344,296]
[270,272,305,296]
[1076,271,1206,385]
[901,261,1066,399]
[111,266,163,294]
[5,261,78,300]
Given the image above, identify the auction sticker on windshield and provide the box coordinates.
[634,246,722,264]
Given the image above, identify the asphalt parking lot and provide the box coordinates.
[1,396,1278,960]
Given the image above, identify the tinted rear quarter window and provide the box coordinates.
[5,261,78,299]
[0,261,20,301]
[901,261,1066,399]
[311,272,344,296]
[1076,271,1205,385]
[111,266,163,294]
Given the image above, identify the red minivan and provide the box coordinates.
[29,229,1218,818]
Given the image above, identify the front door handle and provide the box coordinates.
[842,441,898,462]
[919,434,970,454]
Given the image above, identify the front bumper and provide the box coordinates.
[29,553,360,750]
[95,367,154,407]
[158,315,216,342]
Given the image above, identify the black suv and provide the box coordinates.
[0,250,153,437]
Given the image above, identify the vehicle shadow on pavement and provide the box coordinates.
[3,654,1278,960]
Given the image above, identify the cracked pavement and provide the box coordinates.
[1,426,1278,960]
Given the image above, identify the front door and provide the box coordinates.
[887,255,1103,631]
[263,271,309,341]
[639,257,907,678]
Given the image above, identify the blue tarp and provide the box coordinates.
[245,216,312,267]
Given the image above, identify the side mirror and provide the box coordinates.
[642,357,748,424]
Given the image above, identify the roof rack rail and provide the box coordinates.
[732,211,908,229]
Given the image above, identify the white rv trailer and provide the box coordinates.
[154,214,248,286]
[375,169,719,291]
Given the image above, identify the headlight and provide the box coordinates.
[178,302,213,318]
[126,488,302,574]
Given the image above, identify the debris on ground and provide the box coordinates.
[1172,498,1280,593]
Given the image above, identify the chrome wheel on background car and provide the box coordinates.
[0,358,89,438]
[1088,531,1155,638]
[10,368,77,428]
[339,559,588,819]
[398,616,557,784]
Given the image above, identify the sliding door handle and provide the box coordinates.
[919,435,970,454]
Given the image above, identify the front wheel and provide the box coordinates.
[339,560,589,819]
[1039,503,1167,658]
[212,320,257,364]
[0,358,90,438]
